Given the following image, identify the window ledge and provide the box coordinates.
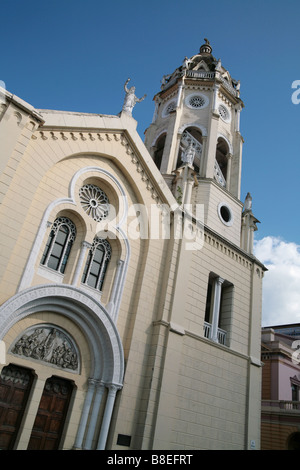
[80,283,103,300]
[37,265,64,283]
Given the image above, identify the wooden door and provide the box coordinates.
[27,376,73,450]
[0,364,34,450]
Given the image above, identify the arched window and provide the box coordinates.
[41,217,76,273]
[215,138,229,187]
[81,237,112,291]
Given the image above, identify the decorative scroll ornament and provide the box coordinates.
[10,325,79,372]
[79,184,110,222]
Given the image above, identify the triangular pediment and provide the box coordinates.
[194,60,210,72]
[221,70,232,82]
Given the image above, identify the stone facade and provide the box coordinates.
[0,41,265,450]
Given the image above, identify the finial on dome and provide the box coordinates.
[200,38,212,54]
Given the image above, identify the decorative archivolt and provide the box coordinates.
[178,122,208,137]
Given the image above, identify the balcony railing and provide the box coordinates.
[262,400,300,412]
[186,70,215,80]
[214,159,226,187]
[204,321,227,345]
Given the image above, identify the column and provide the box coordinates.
[183,167,196,206]
[211,277,224,343]
[16,376,46,449]
[213,84,220,113]
[199,135,207,176]
[96,384,120,450]
[73,378,96,449]
[72,241,91,286]
[84,381,106,449]
[106,259,124,319]
[226,153,232,191]
[176,80,184,107]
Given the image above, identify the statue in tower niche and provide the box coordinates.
[122,78,146,116]
[181,141,196,166]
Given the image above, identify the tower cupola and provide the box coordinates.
[144,40,251,250]
[199,38,213,55]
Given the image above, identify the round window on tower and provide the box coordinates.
[186,93,209,110]
[162,100,177,117]
[218,104,231,123]
[218,202,234,226]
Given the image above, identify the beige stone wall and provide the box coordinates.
[108,225,263,450]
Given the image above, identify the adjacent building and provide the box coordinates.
[0,40,265,450]
[261,324,300,450]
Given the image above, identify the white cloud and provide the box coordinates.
[254,237,300,326]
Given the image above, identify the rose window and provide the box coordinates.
[189,96,206,108]
[218,104,230,122]
[166,101,176,113]
[185,93,208,110]
[79,184,110,221]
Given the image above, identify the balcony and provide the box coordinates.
[203,321,227,345]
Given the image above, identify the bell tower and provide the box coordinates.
[144,39,254,250]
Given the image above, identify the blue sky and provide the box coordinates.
[1,0,300,325]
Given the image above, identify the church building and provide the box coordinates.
[0,40,265,450]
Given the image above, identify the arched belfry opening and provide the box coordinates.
[215,137,230,188]
[177,127,203,172]
[153,133,166,170]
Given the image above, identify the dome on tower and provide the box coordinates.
[199,38,212,54]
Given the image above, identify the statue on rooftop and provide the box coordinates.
[122,78,146,116]
[244,192,252,211]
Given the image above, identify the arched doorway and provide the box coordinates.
[287,432,300,450]
[0,284,124,450]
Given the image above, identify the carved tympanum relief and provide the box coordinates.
[10,324,80,372]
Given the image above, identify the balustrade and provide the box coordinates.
[214,159,226,187]
[203,321,227,345]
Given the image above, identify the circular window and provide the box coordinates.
[79,184,110,222]
[218,104,231,123]
[186,93,208,110]
[162,100,177,117]
[218,202,234,226]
